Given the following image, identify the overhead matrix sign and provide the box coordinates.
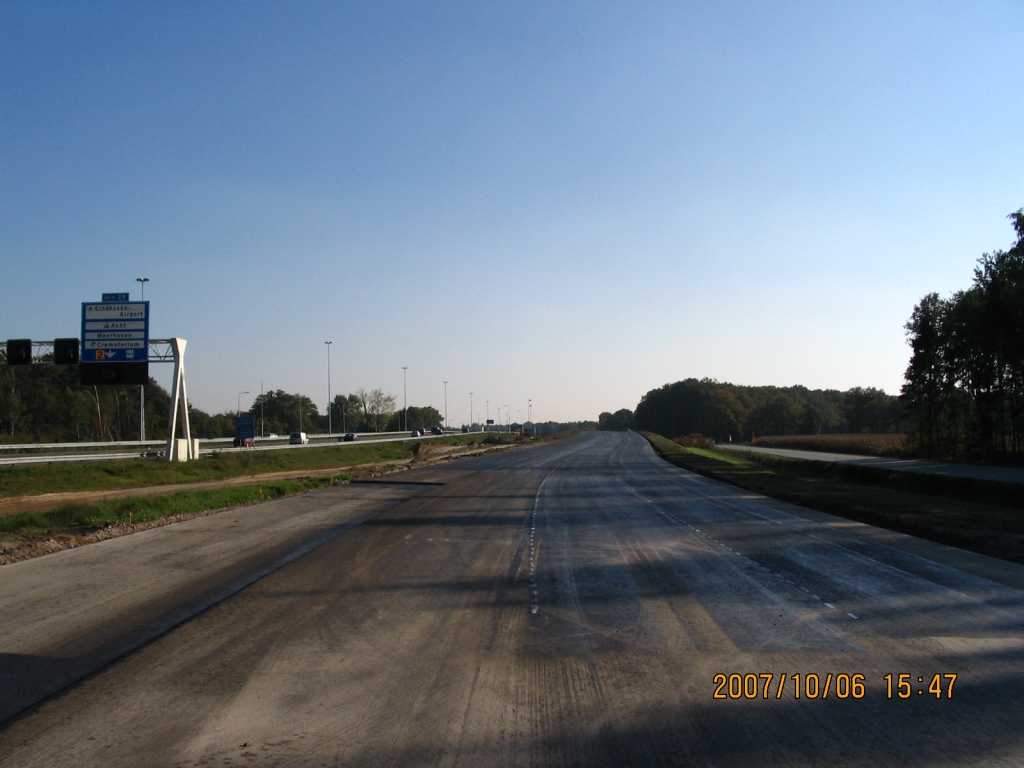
[81,296,150,363]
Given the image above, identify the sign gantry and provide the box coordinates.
[2,292,194,462]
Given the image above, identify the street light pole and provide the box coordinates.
[528,399,532,424]
[503,405,509,432]
[136,277,149,442]
[402,367,408,432]
[443,381,447,430]
[260,382,264,437]
[237,391,250,418]
[469,392,473,431]
[325,341,333,435]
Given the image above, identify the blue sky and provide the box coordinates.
[2,1,1022,423]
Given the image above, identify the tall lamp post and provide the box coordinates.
[469,392,473,431]
[237,391,250,417]
[325,341,333,435]
[136,277,149,441]
[503,405,509,432]
[402,366,408,432]
[443,381,448,431]
[528,399,532,424]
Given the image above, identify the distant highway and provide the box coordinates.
[718,443,1024,485]
[0,431,455,467]
[2,432,1021,766]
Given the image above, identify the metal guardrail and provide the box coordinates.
[0,431,456,467]
[0,431,444,452]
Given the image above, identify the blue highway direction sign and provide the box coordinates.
[81,301,149,363]
[236,417,255,440]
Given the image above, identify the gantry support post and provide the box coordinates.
[165,338,194,461]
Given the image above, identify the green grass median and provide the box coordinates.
[0,433,517,500]
[0,475,350,535]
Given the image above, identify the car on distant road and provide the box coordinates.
[289,432,309,444]
[431,427,444,435]
[341,433,357,442]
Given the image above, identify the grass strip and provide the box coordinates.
[0,475,351,534]
[643,432,1024,565]
[0,433,522,499]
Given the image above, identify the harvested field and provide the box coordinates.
[752,432,907,457]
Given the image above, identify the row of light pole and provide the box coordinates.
[133,279,528,442]
[319,338,531,435]
[242,343,529,437]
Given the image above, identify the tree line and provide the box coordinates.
[902,210,1024,458]
[602,380,901,440]
[0,364,441,442]
[0,364,170,443]
[193,387,444,437]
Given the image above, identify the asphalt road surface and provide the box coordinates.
[2,432,1023,767]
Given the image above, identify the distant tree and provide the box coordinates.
[705,388,748,437]
[902,208,1024,458]
[534,421,598,434]
[843,388,901,433]
[633,377,897,441]
[750,394,802,437]
[249,389,320,434]
[355,388,396,431]
[330,393,365,432]
[598,409,634,431]
[386,405,443,431]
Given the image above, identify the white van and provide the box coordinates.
[289,432,309,445]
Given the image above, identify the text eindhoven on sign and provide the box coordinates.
[81,295,150,363]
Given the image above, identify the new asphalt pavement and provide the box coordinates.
[1,432,1021,766]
